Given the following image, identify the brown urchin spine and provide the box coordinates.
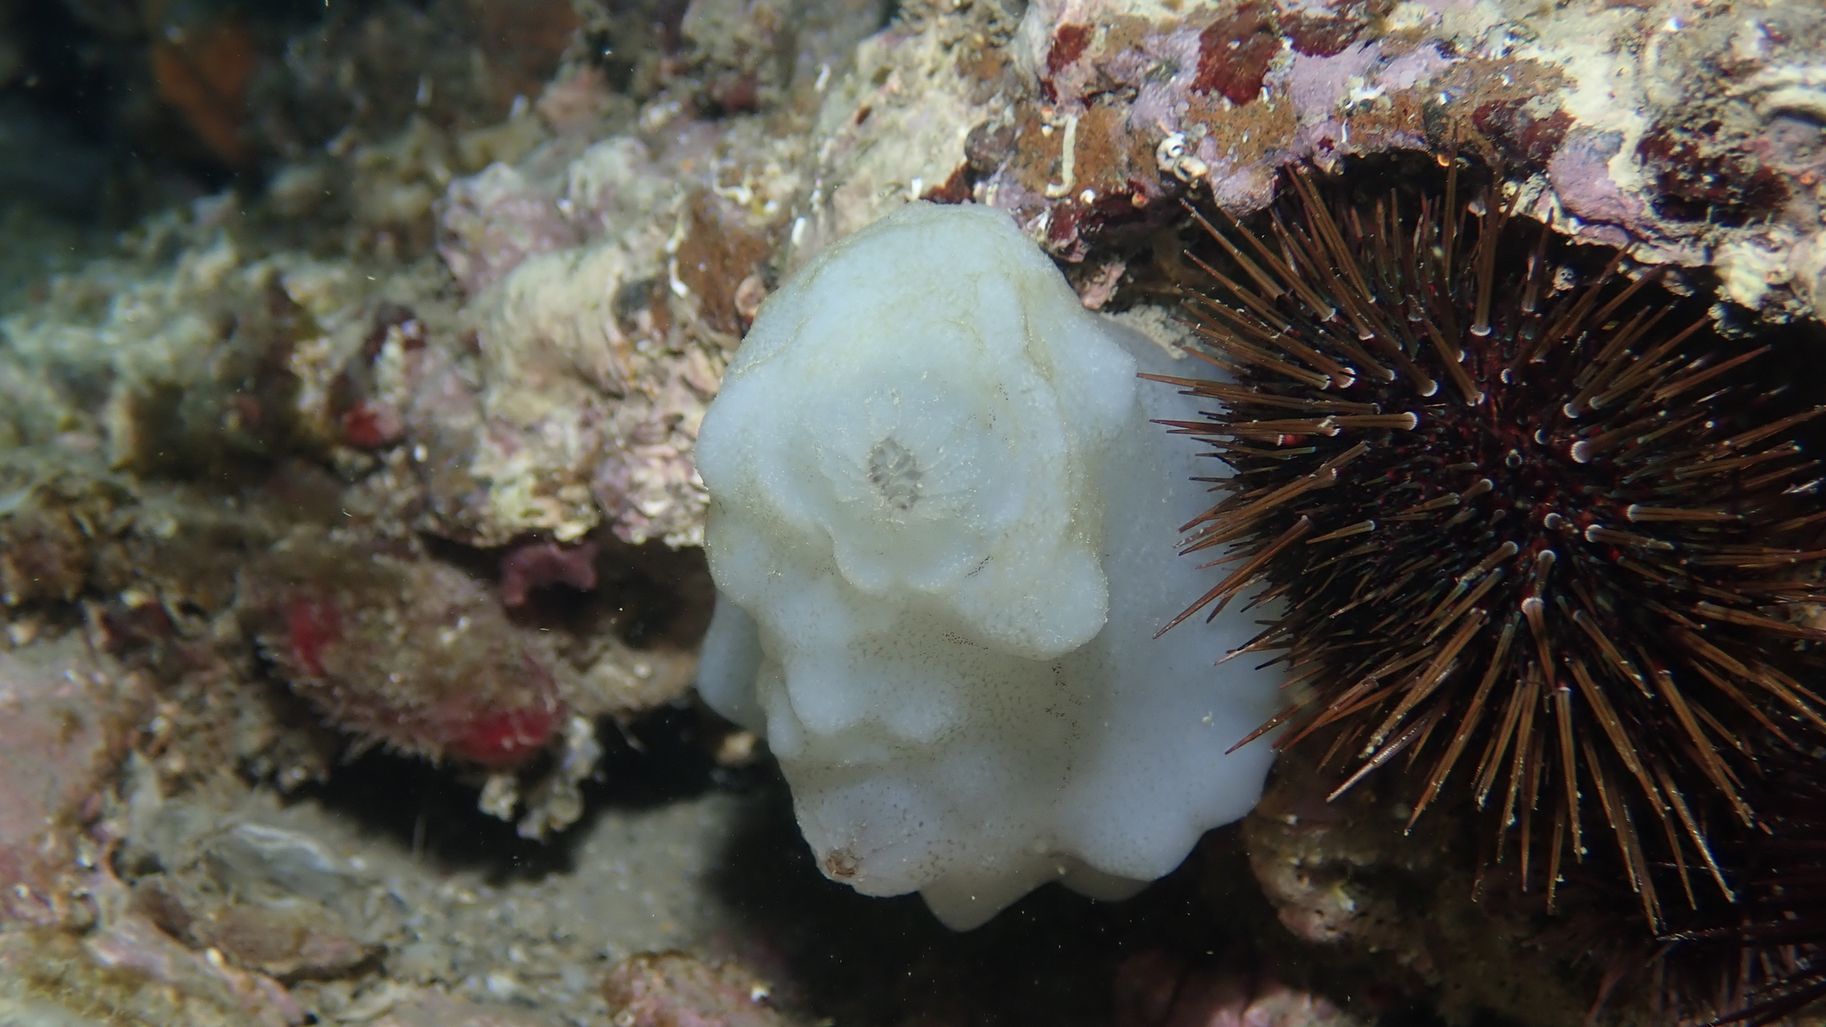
[1160,159,1826,927]
[1659,749,1826,1026]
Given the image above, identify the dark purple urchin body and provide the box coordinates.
[1158,159,1826,927]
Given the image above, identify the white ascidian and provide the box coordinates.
[693,201,1283,929]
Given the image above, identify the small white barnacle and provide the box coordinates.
[1155,132,1209,182]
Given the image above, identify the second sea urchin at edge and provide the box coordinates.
[1158,158,1826,928]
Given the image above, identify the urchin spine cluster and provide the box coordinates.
[1162,160,1826,927]
[1660,747,1826,1025]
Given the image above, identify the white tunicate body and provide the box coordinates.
[693,200,1283,929]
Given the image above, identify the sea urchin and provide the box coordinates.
[1158,159,1826,926]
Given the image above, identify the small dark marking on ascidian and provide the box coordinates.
[823,847,860,879]
[868,436,923,511]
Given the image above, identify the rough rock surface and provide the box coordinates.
[0,637,146,925]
